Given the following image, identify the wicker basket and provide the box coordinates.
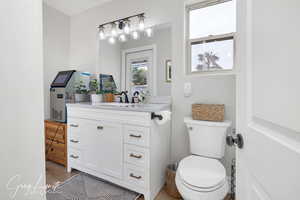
[165,164,182,199]
[192,104,225,122]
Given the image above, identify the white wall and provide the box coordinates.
[0,1,45,199]
[43,4,71,119]
[120,27,172,96]
[69,0,236,173]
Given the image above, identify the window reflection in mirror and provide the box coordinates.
[98,24,172,97]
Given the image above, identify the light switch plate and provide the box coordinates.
[184,82,192,97]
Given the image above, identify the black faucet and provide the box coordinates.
[119,91,129,103]
[132,91,140,103]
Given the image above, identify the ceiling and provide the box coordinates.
[43,0,113,16]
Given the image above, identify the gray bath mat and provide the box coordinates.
[47,173,140,200]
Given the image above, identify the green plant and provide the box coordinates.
[74,80,88,94]
[89,79,103,94]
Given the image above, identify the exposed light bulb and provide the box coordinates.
[108,36,116,44]
[145,27,153,37]
[138,15,145,31]
[111,23,118,37]
[119,34,127,42]
[132,31,139,40]
[124,21,131,34]
[98,26,106,40]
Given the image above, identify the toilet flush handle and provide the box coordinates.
[188,127,193,131]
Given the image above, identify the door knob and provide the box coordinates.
[226,134,244,149]
[97,126,104,130]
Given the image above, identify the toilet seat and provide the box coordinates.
[178,155,226,192]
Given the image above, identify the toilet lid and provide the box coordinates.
[178,155,226,190]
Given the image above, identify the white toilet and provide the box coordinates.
[175,117,232,200]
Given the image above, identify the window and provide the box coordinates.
[187,0,236,73]
[130,60,149,94]
[124,48,154,96]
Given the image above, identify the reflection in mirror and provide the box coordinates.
[98,24,172,97]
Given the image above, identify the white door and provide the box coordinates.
[123,48,155,95]
[236,0,300,199]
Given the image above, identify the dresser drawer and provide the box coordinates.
[45,140,66,165]
[68,148,82,165]
[124,164,148,189]
[124,144,149,168]
[124,125,150,147]
[45,121,66,143]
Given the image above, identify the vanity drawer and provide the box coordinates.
[124,125,150,147]
[68,134,81,149]
[68,118,83,134]
[124,164,148,189]
[124,144,149,168]
[68,148,82,165]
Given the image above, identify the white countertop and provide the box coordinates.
[67,102,171,113]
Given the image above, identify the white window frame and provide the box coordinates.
[186,0,236,75]
[121,45,157,96]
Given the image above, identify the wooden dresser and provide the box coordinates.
[45,120,67,167]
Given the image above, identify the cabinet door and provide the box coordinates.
[81,119,123,179]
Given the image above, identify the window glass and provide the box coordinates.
[130,60,148,94]
[189,0,236,39]
[191,37,234,72]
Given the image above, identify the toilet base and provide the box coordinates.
[175,172,228,200]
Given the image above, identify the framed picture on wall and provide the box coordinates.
[166,59,172,82]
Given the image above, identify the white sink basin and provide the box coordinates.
[94,102,136,107]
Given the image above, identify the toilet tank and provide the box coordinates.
[184,117,232,159]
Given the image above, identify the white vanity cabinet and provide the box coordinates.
[67,104,171,200]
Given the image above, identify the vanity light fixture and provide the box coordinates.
[132,31,139,40]
[97,13,153,44]
[145,27,153,37]
[111,23,118,37]
[138,14,145,31]
[123,20,131,34]
[108,36,116,44]
[98,26,106,40]
[119,34,127,42]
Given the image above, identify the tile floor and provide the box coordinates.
[46,161,231,200]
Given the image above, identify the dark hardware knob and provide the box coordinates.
[151,112,163,120]
[97,126,104,130]
[70,124,79,128]
[130,153,142,159]
[51,148,54,152]
[226,134,244,149]
[130,173,142,179]
[129,134,142,138]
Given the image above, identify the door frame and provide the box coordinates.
[121,44,157,96]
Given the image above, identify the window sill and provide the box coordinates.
[186,70,236,77]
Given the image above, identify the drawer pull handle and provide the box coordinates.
[70,124,79,128]
[130,173,142,180]
[97,126,104,130]
[130,153,142,159]
[70,139,79,143]
[129,134,142,138]
[70,155,79,159]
